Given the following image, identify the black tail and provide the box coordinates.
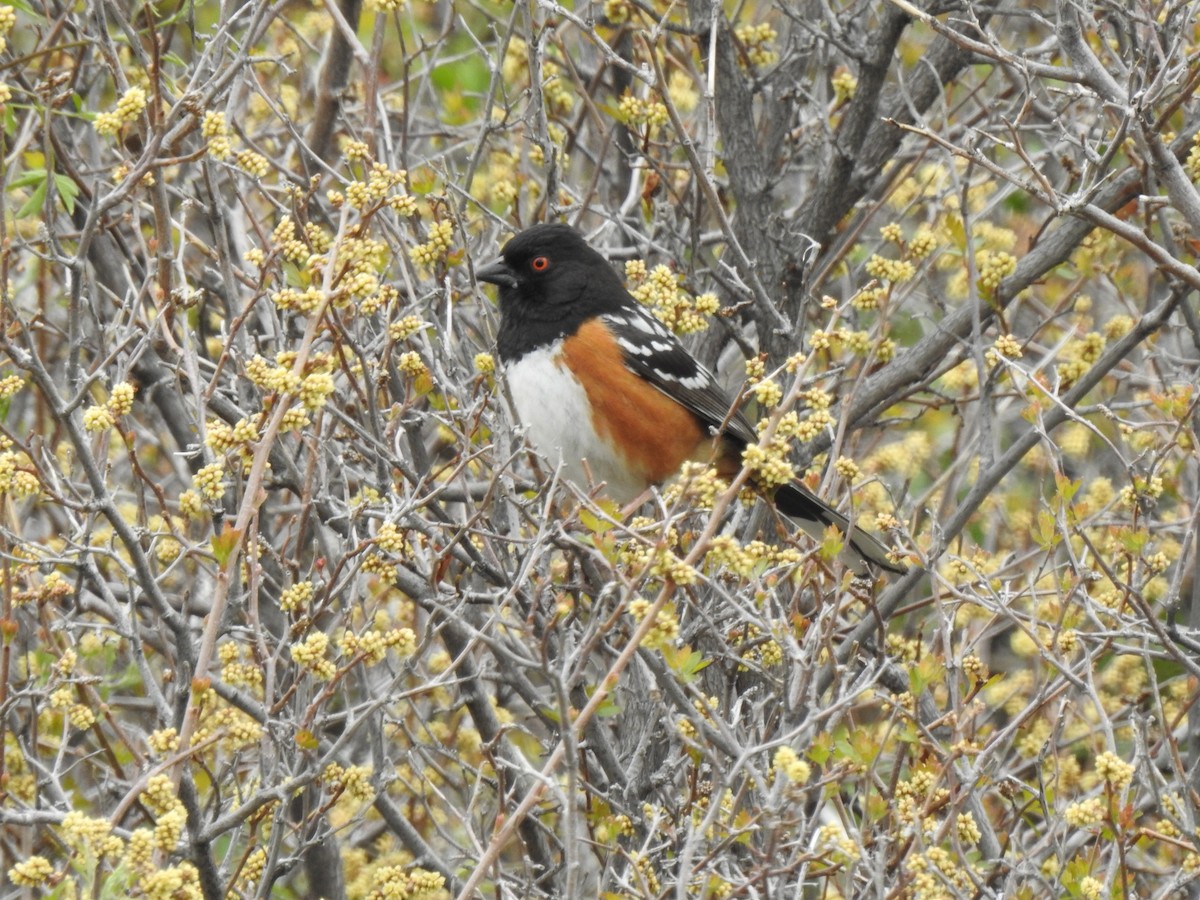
[773,482,907,576]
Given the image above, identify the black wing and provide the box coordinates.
[600,308,758,447]
[603,308,907,575]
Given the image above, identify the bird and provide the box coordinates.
[475,223,906,576]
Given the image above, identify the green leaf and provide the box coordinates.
[15,174,47,218]
[1031,509,1059,550]
[211,525,242,568]
[579,504,615,536]
[662,644,710,683]
[1054,472,1082,505]
[54,173,80,214]
[585,685,622,718]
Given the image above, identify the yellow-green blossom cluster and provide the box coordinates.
[772,746,811,783]
[641,542,697,584]
[147,727,180,755]
[473,352,495,374]
[83,404,115,432]
[815,822,861,863]
[271,285,326,313]
[12,570,71,607]
[731,623,784,668]
[237,149,270,177]
[772,405,835,443]
[150,514,182,563]
[865,253,916,284]
[977,250,1017,293]
[626,261,719,333]
[743,438,795,487]
[662,462,727,508]
[905,847,977,897]
[338,243,394,312]
[206,417,261,468]
[339,163,414,216]
[0,444,39,498]
[472,150,522,209]
[323,762,376,801]
[752,378,783,407]
[193,462,226,502]
[894,770,949,829]
[603,0,631,24]
[390,314,425,341]
[50,683,95,729]
[667,69,699,113]
[194,701,263,751]
[705,535,802,578]
[108,381,136,415]
[272,216,310,264]
[219,642,264,691]
[245,355,300,394]
[8,855,54,887]
[1187,129,1200,181]
[986,333,1023,367]
[234,848,268,893]
[0,373,23,399]
[629,852,662,894]
[338,625,417,664]
[909,227,938,259]
[290,631,336,679]
[617,93,669,129]
[360,552,398,581]
[0,6,15,53]
[541,60,575,116]
[956,811,982,844]
[1064,796,1106,827]
[628,598,680,650]
[374,521,411,554]
[201,110,232,159]
[735,23,779,67]
[297,371,335,410]
[834,456,861,481]
[1056,331,1106,386]
[1118,473,1164,509]
[138,774,189,853]
[832,68,857,102]
[398,350,428,378]
[500,39,573,116]
[280,580,315,612]
[61,811,124,859]
[95,86,147,136]
[366,0,407,11]
[807,327,888,359]
[1094,751,1134,789]
[409,219,454,268]
[365,865,446,899]
[136,863,203,899]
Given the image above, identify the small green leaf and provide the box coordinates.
[54,173,80,214]
[211,525,242,568]
[15,175,47,218]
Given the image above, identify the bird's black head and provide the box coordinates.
[477,224,630,351]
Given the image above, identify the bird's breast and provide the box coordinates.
[504,327,709,502]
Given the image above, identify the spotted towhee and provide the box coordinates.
[476,223,905,575]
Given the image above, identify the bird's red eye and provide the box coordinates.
[530,256,550,272]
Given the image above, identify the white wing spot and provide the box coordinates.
[617,336,654,357]
[654,369,710,390]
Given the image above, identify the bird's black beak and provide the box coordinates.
[475,258,519,290]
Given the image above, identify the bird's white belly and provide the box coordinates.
[504,344,646,501]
